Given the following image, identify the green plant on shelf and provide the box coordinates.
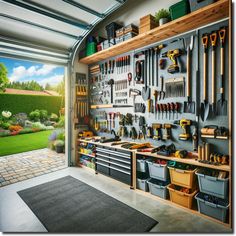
[155,9,171,25]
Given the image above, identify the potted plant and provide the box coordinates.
[155,9,171,26]
[54,140,64,153]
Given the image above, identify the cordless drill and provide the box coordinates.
[174,119,192,141]
[162,49,182,73]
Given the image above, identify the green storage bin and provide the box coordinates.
[169,0,189,20]
[86,42,97,56]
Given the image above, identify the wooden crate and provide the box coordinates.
[139,14,158,34]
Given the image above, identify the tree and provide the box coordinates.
[45,83,52,90]
[0,63,9,92]
[6,80,43,91]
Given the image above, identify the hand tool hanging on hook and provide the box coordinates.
[184,35,195,114]
[216,27,227,116]
[142,50,150,101]
[200,34,210,121]
[210,31,217,116]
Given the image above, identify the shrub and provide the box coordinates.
[1,122,11,130]
[39,109,48,122]
[29,110,40,121]
[0,130,10,137]
[44,126,54,130]
[155,9,170,22]
[10,131,19,136]
[31,122,46,130]
[57,132,65,141]
[54,140,64,147]
[50,113,59,122]
[18,128,34,134]
[56,115,65,128]
[25,120,33,127]
[0,94,62,115]
[44,120,53,126]
[12,113,28,127]
[9,125,23,132]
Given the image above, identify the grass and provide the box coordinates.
[0,130,52,156]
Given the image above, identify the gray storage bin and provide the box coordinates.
[137,178,149,192]
[147,178,169,199]
[137,158,151,173]
[147,161,168,181]
[195,192,229,223]
[189,0,215,12]
[196,169,229,199]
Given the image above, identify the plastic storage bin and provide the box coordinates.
[147,179,169,199]
[168,166,197,189]
[189,0,215,12]
[137,158,151,173]
[169,0,189,20]
[195,192,229,222]
[137,178,149,192]
[196,169,229,199]
[167,184,198,209]
[147,161,169,181]
[86,42,96,56]
[105,22,123,40]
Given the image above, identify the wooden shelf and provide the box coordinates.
[136,151,230,172]
[136,152,230,172]
[79,0,229,65]
[78,152,95,158]
[78,138,230,171]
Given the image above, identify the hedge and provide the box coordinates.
[0,94,63,115]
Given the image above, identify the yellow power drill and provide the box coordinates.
[162,49,182,73]
[174,119,192,141]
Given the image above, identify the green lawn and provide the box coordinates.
[0,130,52,156]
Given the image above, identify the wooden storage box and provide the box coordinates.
[167,184,198,209]
[139,14,158,34]
[168,166,198,189]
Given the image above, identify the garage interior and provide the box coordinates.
[0,0,233,233]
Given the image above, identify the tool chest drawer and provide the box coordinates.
[110,168,131,185]
[95,146,132,186]
[96,163,110,176]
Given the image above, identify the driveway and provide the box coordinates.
[0,148,66,187]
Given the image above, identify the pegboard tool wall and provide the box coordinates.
[88,20,229,155]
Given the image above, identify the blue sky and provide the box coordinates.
[0,57,65,88]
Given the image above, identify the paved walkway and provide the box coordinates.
[0,148,66,187]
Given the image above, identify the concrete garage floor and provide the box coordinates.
[0,148,66,187]
[0,167,232,233]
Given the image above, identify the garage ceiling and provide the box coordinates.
[0,0,126,65]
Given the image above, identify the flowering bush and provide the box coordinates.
[9,125,23,132]
[0,130,11,137]
[2,111,12,119]
[31,122,46,130]
[10,131,19,136]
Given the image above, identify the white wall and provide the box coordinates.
[91,0,180,38]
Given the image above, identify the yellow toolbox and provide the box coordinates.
[168,166,198,189]
[167,184,198,209]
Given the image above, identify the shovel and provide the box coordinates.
[200,34,210,121]
[210,31,217,116]
[184,35,195,113]
[142,50,150,101]
[216,27,227,116]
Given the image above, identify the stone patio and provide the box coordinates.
[0,148,66,187]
